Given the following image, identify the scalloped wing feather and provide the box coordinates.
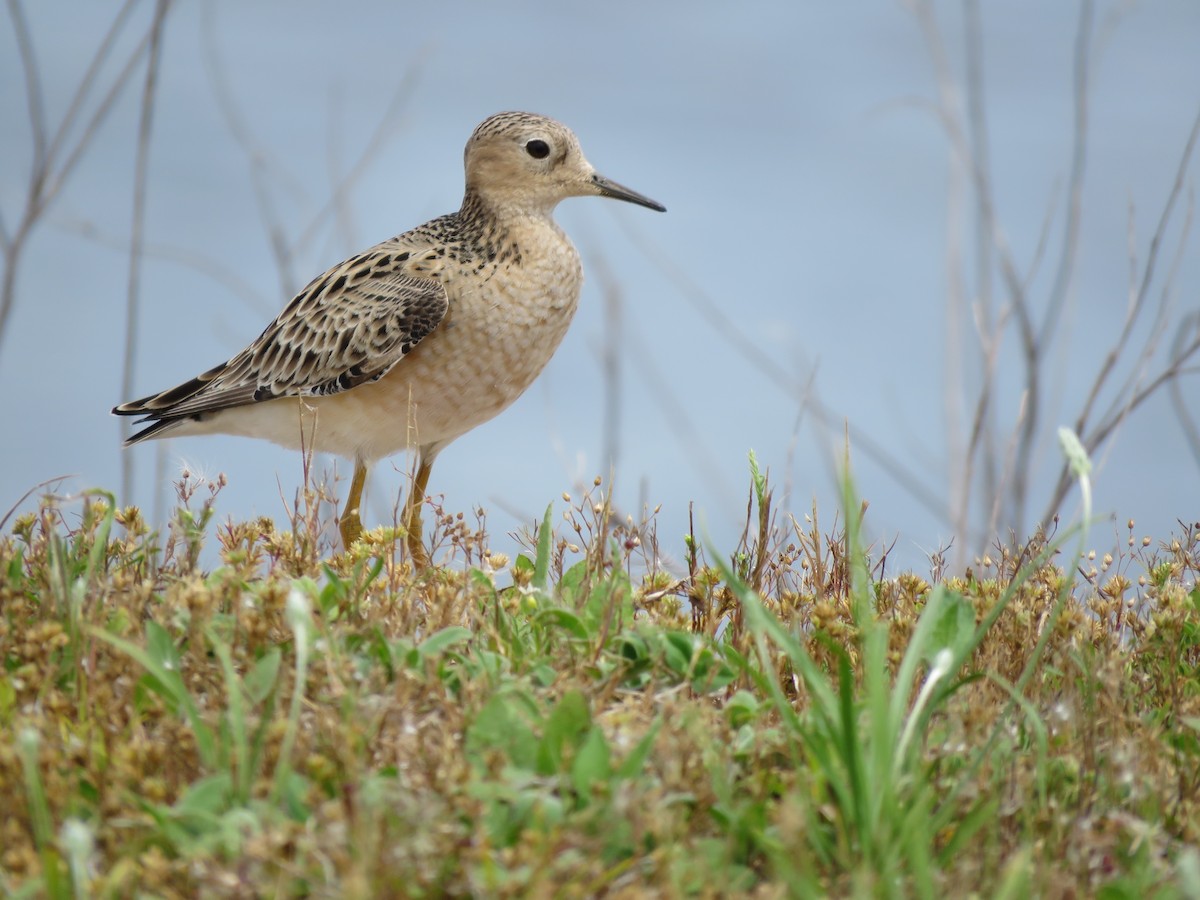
[115,247,448,442]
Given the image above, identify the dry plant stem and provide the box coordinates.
[0,0,147,355]
[615,215,949,526]
[1005,0,1091,533]
[119,0,170,503]
[1039,113,1200,522]
[1169,313,1200,468]
[913,1,1197,548]
[593,251,623,474]
[202,6,424,299]
[919,0,1088,538]
[0,475,71,531]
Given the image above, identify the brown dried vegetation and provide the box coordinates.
[1,473,1199,897]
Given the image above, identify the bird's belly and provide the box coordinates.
[297,271,580,460]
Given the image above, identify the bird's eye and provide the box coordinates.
[525,139,550,159]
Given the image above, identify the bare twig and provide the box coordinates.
[119,0,171,502]
[42,0,140,188]
[587,250,624,473]
[1005,0,1092,533]
[963,0,997,527]
[58,220,278,319]
[200,2,305,298]
[292,57,426,258]
[7,0,46,183]
[1071,111,1200,439]
[906,0,1197,555]
[1035,114,1200,524]
[614,214,951,524]
[1169,313,1200,470]
[201,5,425,299]
[0,474,73,532]
[1,0,157,355]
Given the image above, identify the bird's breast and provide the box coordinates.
[348,220,584,455]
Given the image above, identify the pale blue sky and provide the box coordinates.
[2,1,1198,569]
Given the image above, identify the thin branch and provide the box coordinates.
[291,55,427,257]
[621,311,740,517]
[586,249,624,474]
[1169,314,1200,471]
[1103,187,1195,422]
[41,26,155,209]
[42,0,140,184]
[1072,109,1200,436]
[1042,348,1200,522]
[615,214,951,525]
[201,6,426,300]
[781,364,820,516]
[7,0,46,186]
[58,219,278,319]
[1,1,154,354]
[120,0,171,501]
[200,4,300,298]
[963,0,999,535]
[1037,0,1092,348]
[911,0,1043,536]
[0,474,73,532]
[913,0,972,557]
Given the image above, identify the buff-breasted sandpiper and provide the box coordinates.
[113,111,665,566]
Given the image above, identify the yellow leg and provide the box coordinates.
[402,455,434,569]
[339,461,368,548]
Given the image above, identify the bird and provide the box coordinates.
[113,111,666,567]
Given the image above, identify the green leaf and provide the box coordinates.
[466,693,540,771]
[584,574,631,630]
[614,718,661,780]
[571,727,611,799]
[619,633,649,662]
[144,621,182,675]
[90,623,218,770]
[244,649,281,705]
[662,631,696,676]
[748,449,766,507]
[690,645,737,694]
[538,690,591,775]
[534,608,589,640]
[725,691,760,728]
[277,769,311,821]
[532,504,554,594]
[926,585,976,663]
[0,677,14,722]
[6,545,24,586]
[530,664,556,688]
[318,567,349,618]
[82,489,116,585]
[417,626,473,659]
[175,773,232,817]
[558,559,588,606]
[469,567,498,594]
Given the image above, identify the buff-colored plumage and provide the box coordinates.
[114,111,665,565]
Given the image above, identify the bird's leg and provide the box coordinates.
[402,455,434,569]
[339,461,369,548]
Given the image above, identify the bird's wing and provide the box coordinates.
[115,247,448,426]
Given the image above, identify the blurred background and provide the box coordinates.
[1,0,1198,571]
